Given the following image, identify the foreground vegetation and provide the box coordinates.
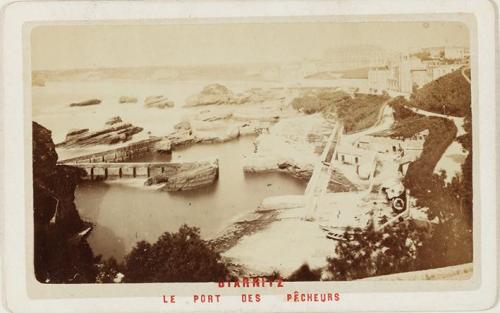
[97,225,230,283]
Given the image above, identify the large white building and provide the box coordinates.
[429,63,463,81]
[368,53,412,94]
[367,66,389,93]
[444,47,470,60]
[367,46,469,93]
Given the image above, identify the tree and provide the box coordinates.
[123,225,229,283]
[416,217,472,269]
[287,264,321,281]
[326,220,425,280]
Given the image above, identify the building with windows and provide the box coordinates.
[429,63,463,80]
[354,129,429,159]
[367,66,389,93]
[444,47,470,60]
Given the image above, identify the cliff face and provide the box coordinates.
[33,122,96,283]
[33,122,85,232]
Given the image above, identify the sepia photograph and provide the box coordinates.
[30,20,474,285]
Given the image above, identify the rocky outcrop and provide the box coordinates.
[57,120,143,148]
[185,84,245,107]
[65,128,89,141]
[166,121,271,147]
[119,96,138,103]
[232,112,279,123]
[166,108,274,147]
[105,116,123,126]
[195,110,233,122]
[69,99,101,107]
[194,125,241,143]
[174,120,192,131]
[144,95,174,109]
[154,139,172,153]
[144,159,219,191]
[242,115,333,181]
[243,156,313,180]
[166,129,196,147]
[239,121,271,136]
[277,160,314,180]
[33,122,96,283]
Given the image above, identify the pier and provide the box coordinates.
[68,162,173,180]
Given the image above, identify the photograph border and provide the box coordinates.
[2,0,497,312]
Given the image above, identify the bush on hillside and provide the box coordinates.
[287,264,322,281]
[411,69,471,117]
[291,91,389,133]
[291,95,323,114]
[335,94,389,133]
[291,91,350,114]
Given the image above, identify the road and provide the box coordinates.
[404,104,468,182]
[461,66,471,84]
[404,105,465,136]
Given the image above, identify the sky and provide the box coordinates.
[31,21,470,70]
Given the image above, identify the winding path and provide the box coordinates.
[404,105,465,136]
[461,66,471,84]
[404,104,468,181]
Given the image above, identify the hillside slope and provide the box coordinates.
[411,68,471,117]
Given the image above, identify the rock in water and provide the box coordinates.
[185,83,238,107]
[65,128,89,140]
[155,139,172,153]
[57,119,143,148]
[69,99,101,107]
[166,129,195,147]
[144,95,174,109]
[105,116,123,126]
[119,96,138,103]
[144,159,219,191]
[174,120,191,131]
